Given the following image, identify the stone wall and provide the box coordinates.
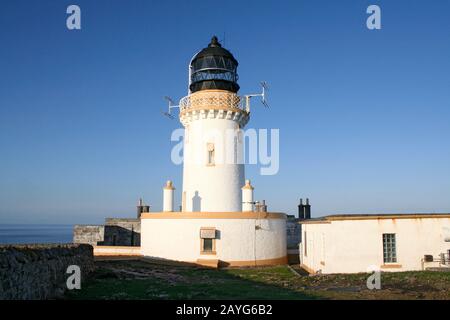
[287,217,301,249]
[0,244,94,300]
[73,225,105,246]
[74,218,141,247]
[104,218,141,246]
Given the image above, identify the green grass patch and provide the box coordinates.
[65,260,450,300]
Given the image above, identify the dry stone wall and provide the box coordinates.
[0,244,94,299]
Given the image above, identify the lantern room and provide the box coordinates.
[189,36,239,93]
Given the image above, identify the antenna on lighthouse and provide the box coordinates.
[161,96,179,120]
[243,81,270,112]
[260,81,269,108]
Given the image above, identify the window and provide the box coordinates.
[203,239,213,252]
[207,143,215,165]
[208,150,214,165]
[200,227,216,254]
[383,233,397,263]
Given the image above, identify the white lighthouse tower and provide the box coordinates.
[179,36,248,212]
[140,37,287,267]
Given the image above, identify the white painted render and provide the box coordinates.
[163,187,174,212]
[93,246,141,256]
[242,180,254,212]
[141,217,287,263]
[182,115,245,212]
[300,217,450,274]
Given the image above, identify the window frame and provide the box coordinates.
[200,227,216,255]
[206,143,215,166]
[382,233,397,263]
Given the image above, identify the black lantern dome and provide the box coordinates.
[189,36,239,93]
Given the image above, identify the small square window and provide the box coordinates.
[200,227,216,254]
[203,239,213,252]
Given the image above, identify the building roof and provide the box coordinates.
[300,213,450,224]
[191,36,238,65]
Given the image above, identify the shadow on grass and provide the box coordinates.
[65,259,320,300]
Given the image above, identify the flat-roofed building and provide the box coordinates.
[299,214,450,274]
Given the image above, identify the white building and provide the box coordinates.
[300,214,450,274]
[140,36,287,267]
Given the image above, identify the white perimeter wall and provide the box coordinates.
[93,246,141,256]
[141,218,286,263]
[300,218,450,274]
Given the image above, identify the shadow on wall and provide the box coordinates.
[101,226,140,246]
[192,191,202,211]
[74,224,140,247]
[255,218,275,232]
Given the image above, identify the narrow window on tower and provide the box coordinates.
[207,143,215,166]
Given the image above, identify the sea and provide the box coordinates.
[0,224,73,244]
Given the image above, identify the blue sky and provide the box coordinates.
[0,0,449,224]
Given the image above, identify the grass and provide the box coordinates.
[65,260,450,300]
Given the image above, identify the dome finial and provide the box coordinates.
[209,35,221,48]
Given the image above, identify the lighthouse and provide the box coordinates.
[180,36,248,212]
[140,37,287,267]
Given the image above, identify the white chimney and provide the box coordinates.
[241,179,254,212]
[163,180,175,212]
